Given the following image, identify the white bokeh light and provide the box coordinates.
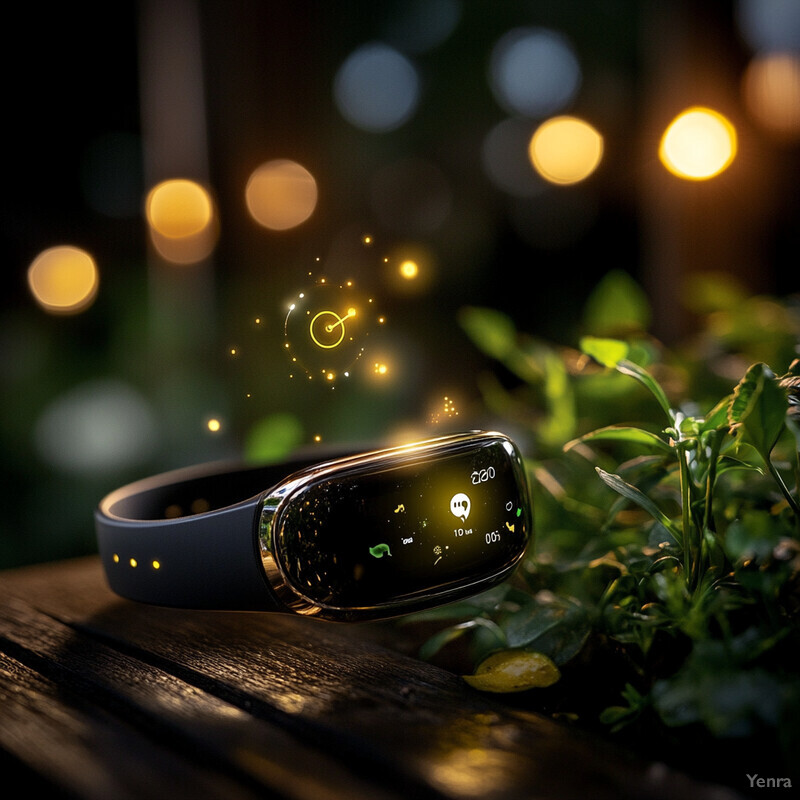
[334,42,420,132]
[737,0,800,52]
[489,27,581,118]
[34,380,158,474]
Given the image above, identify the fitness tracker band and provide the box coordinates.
[95,430,531,621]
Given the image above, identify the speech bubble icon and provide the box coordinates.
[450,492,471,522]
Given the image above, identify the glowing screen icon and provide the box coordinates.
[369,543,392,559]
[450,493,471,522]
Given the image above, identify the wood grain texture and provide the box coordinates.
[0,557,742,799]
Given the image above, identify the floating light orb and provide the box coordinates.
[529,116,603,185]
[400,260,419,279]
[659,107,737,180]
[245,160,318,230]
[28,245,99,314]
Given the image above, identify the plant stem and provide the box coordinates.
[676,445,694,587]
[765,457,800,518]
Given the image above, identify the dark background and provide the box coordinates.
[2,0,798,569]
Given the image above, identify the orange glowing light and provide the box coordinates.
[28,245,99,314]
[528,116,603,185]
[145,179,217,264]
[659,107,737,180]
[743,53,800,140]
[245,160,318,231]
[146,179,213,238]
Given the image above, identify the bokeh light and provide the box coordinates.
[529,116,603,185]
[333,42,420,132]
[245,159,318,231]
[145,178,218,263]
[743,52,800,140]
[482,117,544,197]
[659,107,737,180]
[737,0,800,52]
[489,28,581,118]
[381,0,461,54]
[34,380,157,474]
[146,178,213,238]
[27,246,99,314]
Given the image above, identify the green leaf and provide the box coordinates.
[418,624,471,661]
[463,650,560,693]
[244,413,304,463]
[503,596,590,666]
[582,269,651,336]
[614,360,673,418]
[565,425,672,454]
[728,362,787,460]
[580,336,629,368]
[580,338,672,418]
[595,467,682,541]
[459,307,518,362]
[699,395,733,432]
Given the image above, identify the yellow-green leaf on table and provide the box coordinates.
[463,650,560,693]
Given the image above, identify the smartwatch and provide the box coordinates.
[95,430,531,621]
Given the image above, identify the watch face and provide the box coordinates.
[261,434,530,618]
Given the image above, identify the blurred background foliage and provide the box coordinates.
[2,0,799,570]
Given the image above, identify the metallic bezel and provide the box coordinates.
[257,431,530,621]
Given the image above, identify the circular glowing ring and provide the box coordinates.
[309,310,348,349]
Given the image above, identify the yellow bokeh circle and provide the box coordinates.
[28,245,99,314]
[659,107,737,180]
[529,116,603,185]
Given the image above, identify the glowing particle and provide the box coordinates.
[230,348,237,356]
[659,107,737,180]
[207,418,221,432]
[374,362,389,375]
[362,234,373,245]
[113,554,120,563]
[152,560,161,570]
[400,260,419,279]
[130,558,138,568]
[314,434,322,442]
[255,317,261,324]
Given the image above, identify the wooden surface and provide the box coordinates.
[0,556,742,799]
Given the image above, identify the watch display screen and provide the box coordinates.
[270,437,530,610]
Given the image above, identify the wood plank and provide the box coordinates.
[0,557,743,799]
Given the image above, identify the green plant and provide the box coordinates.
[411,271,800,776]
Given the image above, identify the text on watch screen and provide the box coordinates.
[276,441,528,607]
